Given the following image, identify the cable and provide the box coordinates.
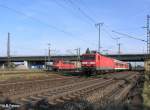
[0,3,98,47]
[102,27,116,40]
[76,0,98,21]
[66,0,96,24]
[51,0,94,27]
[112,30,147,43]
[0,4,74,36]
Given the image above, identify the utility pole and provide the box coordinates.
[112,37,121,54]
[118,43,121,54]
[44,49,47,69]
[147,15,150,54]
[143,15,150,72]
[95,23,103,53]
[48,43,51,64]
[75,48,80,71]
[143,15,150,54]
[78,48,80,61]
[7,32,11,69]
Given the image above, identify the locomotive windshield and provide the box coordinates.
[82,55,95,60]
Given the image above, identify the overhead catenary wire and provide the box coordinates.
[64,0,104,50]
[64,0,147,53]
[65,0,96,24]
[47,0,98,46]
[112,30,147,43]
[102,27,117,40]
[51,0,94,27]
[64,0,117,50]
[66,0,149,44]
[0,3,98,47]
[0,4,73,36]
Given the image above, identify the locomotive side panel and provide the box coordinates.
[95,54,115,70]
[52,60,76,71]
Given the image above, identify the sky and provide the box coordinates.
[0,0,150,56]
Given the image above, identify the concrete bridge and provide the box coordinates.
[0,54,148,69]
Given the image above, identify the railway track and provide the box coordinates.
[13,78,113,105]
[98,73,140,106]
[0,77,87,98]
[0,72,139,109]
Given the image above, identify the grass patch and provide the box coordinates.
[0,71,62,81]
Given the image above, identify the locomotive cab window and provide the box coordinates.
[82,55,95,60]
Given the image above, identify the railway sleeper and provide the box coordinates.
[13,79,105,100]
[29,96,43,101]
[55,98,65,103]
[61,96,71,101]
[12,79,113,106]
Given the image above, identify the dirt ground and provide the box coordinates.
[143,73,150,108]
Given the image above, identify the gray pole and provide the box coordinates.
[147,15,150,54]
[48,43,51,64]
[78,48,80,61]
[118,43,121,54]
[146,15,150,72]
[95,23,103,53]
[75,48,78,71]
[143,15,150,72]
[44,49,47,69]
[113,37,120,54]
[7,32,11,69]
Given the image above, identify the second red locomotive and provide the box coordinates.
[52,60,76,71]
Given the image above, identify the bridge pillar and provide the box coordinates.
[15,61,30,70]
[24,61,30,69]
[144,59,150,72]
[0,64,5,69]
[0,62,6,69]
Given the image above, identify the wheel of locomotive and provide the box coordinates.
[86,70,91,76]
[92,70,97,76]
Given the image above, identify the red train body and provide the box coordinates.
[114,60,129,70]
[81,52,129,73]
[52,60,76,71]
[50,51,129,74]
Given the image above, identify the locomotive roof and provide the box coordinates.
[82,53,128,64]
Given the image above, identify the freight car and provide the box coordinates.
[81,51,129,74]
[52,60,76,71]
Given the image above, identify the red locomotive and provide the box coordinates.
[52,60,76,71]
[81,51,129,74]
